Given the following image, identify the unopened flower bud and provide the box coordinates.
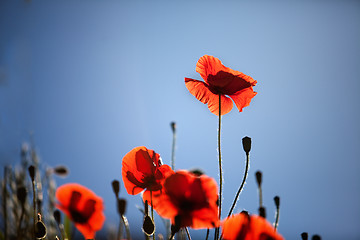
[53,210,61,225]
[274,196,280,208]
[53,166,69,177]
[171,215,181,235]
[17,186,27,205]
[142,215,155,236]
[170,122,176,133]
[242,136,251,154]
[35,214,47,239]
[117,198,127,216]
[28,165,35,181]
[259,206,266,218]
[111,180,120,198]
[301,232,308,240]
[312,235,321,240]
[255,171,262,187]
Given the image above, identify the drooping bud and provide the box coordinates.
[142,215,155,236]
[111,180,120,198]
[118,198,127,216]
[242,136,251,154]
[301,232,308,240]
[255,171,262,187]
[28,165,35,181]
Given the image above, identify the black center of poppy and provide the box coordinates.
[68,191,96,224]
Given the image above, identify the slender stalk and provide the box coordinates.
[151,190,155,240]
[274,208,280,231]
[185,227,191,240]
[214,94,223,240]
[121,215,131,240]
[169,232,175,240]
[117,220,123,240]
[205,229,209,240]
[31,179,36,238]
[17,205,25,239]
[171,122,176,170]
[3,167,7,240]
[227,153,250,217]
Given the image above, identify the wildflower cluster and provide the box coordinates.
[0,55,321,240]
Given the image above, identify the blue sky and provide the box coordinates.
[1,1,360,239]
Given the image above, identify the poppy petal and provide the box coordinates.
[191,207,219,229]
[229,87,257,112]
[122,146,156,195]
[56,183,105,239]
[196,55,225,83]
[185,78,233,115]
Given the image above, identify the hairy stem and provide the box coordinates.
[227,153,250,217]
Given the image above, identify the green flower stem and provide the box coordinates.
[150,190,155,240]
[215,94,223,240]
[31,179,36,238]
[227,152,250,217]
[185,227,192,240]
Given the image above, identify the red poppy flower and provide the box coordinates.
[185,55,257,115]
[221,212,284,240]
[150,170,219,230]
[56,183,105,239]
[122,146,174,196]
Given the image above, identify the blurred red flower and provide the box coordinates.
[185,55,257,115]
[56,183,105,239]
[221,212,284,240]
[122,146,174,197]
[151,170,219,230]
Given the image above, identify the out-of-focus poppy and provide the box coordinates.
[221,212,284,240]
[151,170,219,230]
[56,183,105,239]
[122,146,174,196]
[185,55,257,115]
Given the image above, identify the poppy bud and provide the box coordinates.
[142,215,155,236]
[171,215,181,235]
[255,171,262,187]
[274,196,280,208]
[312,235,321,240]
[28,165,35,181]
[301,232,308,240]
[190,168,204,176]
[35,214,47,239]
[170,122,176,133]
[53,166,69,177]
[259,206,266,218]
[111,180,120,198]
[53,210,61,225]
[117,198,127,216]
[242,136,251,154]
[17,186,27,205]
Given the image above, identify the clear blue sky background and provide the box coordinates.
[1,1,360,239]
